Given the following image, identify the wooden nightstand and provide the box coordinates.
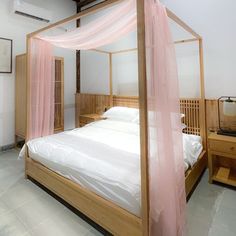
[79,114,105,127]
[208,132,236,187]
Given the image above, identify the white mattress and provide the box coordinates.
[26,120,141,216]
[24,120,202,216]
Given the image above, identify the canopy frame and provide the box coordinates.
[25,1,206,236]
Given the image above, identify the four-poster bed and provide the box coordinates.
[23,1,206,235]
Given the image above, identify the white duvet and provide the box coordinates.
[24,119,202,216]
[183,133,203,171]
[26,120,141,216]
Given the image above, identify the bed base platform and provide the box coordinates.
[25,156,143,236]
[185,150,207,197]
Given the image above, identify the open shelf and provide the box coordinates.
[213,166,236,187]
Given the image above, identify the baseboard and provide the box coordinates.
[0,143,15,152]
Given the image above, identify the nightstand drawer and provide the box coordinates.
[209,140,236,155]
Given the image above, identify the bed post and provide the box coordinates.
[198,38,207,149]
[136,0,149,236]
[25,34,31,179]
[109,53,113,107]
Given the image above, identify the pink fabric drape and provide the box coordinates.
[28,38,55,140]
[145,1,186,236]
[28,0,137,141]
[38,0,136,50]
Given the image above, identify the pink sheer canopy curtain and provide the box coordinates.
[38,0,137,50]
[145,0,186,236]
[28,0,137,140]
[28,38,55,140]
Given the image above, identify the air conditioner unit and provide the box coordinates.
[13,0,52,23]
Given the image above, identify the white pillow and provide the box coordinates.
[132,112,187,125]
[102,106,139,122]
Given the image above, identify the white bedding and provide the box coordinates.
[26,120,141,216]
[24,119,202,216]
[183,133,203,171]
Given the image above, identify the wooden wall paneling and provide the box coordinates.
[206,99,219,132]
[206,99,236,132]
[75,94,111,127]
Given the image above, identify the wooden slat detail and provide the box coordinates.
[180,99,200,136]
[113,96,139,108]
[78,94,111,114]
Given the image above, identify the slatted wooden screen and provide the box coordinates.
[180,99,200,135]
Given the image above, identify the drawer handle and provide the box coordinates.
[230,147,235,151]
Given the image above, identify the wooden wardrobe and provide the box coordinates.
[15,54,64,141]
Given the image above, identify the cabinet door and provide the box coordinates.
[54,57,64,132]
[15,54,27,138]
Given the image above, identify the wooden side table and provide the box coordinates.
[79,114,106,127]
[208,132,236,186]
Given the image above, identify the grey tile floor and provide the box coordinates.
[1,149,236,236]
[186,169,236,236]
[0,149,103,236]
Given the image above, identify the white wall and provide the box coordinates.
[81,50,109,95]
[112,51,138,96]
[80,26,138,96]
[0,0,76,147]
[162,0,236,99]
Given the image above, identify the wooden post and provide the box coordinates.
[109,53,113,107]
[199,38,207,149]
[136,0,149,235]
[26,36,31,142]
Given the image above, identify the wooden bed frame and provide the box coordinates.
[25,1,206,235]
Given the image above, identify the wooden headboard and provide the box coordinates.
[113,96,139,108]
[75,93,204,137]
